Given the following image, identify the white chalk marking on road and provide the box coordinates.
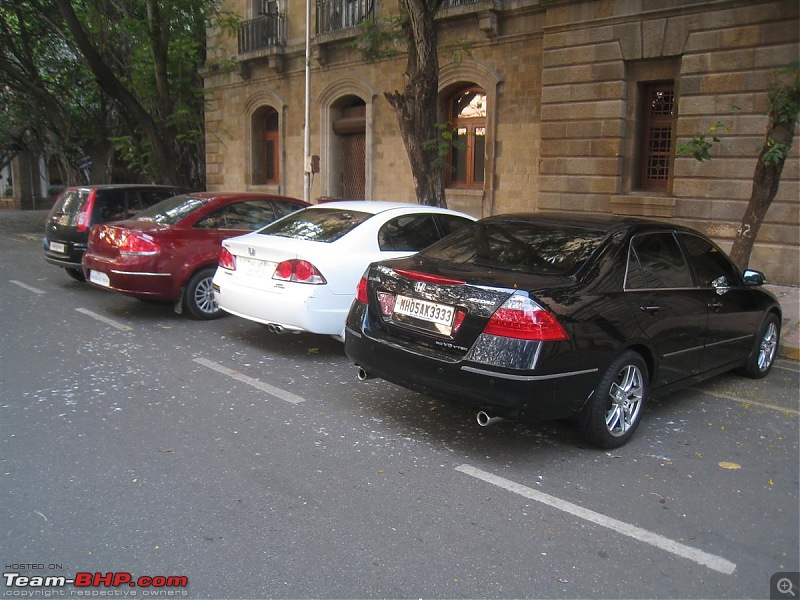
[75,308,132,332]
[10,280,46,295]
[690,387,799,416]
[193,357,306,404]
[456,464,737,575]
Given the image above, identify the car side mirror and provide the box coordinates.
[743,269,766,286]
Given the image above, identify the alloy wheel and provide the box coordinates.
[605,364,644,437]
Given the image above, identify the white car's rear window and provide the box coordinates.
[257,208,371,242]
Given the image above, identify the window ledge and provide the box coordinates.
[445,188,484,218]
[610,195,675,218]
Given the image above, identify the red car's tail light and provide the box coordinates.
[75,190,97,232]
[219,247,236,271]
[273,259,326,284]
[483,294,568,341]
[119,233,159,256]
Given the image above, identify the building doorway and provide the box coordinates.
[330,98,366,200]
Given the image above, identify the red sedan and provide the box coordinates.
[82,192,308,319]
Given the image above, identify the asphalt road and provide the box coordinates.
[1,227,798,599]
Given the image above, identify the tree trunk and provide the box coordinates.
[56,0,180,186]
[384,0,446,208]
[146,0,174,121]
[728,117,797,270]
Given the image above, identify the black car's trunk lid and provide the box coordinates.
[363,258,572,362]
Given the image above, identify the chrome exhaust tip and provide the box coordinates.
[357,367,372,381]
[476,411,503,427]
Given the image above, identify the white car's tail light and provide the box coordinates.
[219,247,236,271]
[273,259,326,284]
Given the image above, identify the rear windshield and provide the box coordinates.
[257,207,371,243]
[135,195,207,225]
[51,189,89,225]
[419,220,607,275]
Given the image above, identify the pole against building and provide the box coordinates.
[303,0,312,203]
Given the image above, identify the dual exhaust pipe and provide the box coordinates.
[267,323,285,334]
[355,367,503,427]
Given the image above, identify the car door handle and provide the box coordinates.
[640,305,661,314]
[708,301,723,310]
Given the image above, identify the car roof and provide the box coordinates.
[67,184,184,190]
[482,211,687,234]
[305,200,474,217]
[180,191,307,203]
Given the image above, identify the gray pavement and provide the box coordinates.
[3,207,797,360]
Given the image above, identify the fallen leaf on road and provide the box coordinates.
[718,461,741,470]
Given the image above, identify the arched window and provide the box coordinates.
[252,107,279,185]
[446,86,486,189]
[263,109,279,185]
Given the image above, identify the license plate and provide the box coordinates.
[49,241,66,253]
[241,257,273,277]
[89,270,110,287]
[393,295,454,327]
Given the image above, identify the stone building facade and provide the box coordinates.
[203,0,799,285]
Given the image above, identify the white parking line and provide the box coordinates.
[691,387,800,416]
[193,358,306,404]
[455,464,737,575]
[10,280,46,295]
[75,308,132,332]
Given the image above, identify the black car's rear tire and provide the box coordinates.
[184,267,222,320]
[739,313,780,379]
[65,267,85,282]
[580,350,647,449]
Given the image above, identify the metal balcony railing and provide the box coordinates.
[443,0,483,6]
[316,0,374,36]
[238,14,286,54]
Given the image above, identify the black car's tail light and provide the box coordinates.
[392,268,466,286]
[75,189,97,232]
[483,293,568,341]
[219,247,236,271]
[356,275,368,303]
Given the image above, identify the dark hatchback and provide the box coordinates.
[345,213,782,448]
[43,184,187,280]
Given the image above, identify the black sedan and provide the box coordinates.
[344,213,782,448]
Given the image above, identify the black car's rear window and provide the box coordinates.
[420,220,607,275]
[136,195,207,225]
[51,189,89,225]
[257,208,371,242]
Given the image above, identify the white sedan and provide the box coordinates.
[212,201,476,340]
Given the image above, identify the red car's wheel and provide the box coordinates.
[184,267,223,320]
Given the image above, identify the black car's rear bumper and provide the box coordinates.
[43,253,82,270]
[43,238,85,270]
[344,325,597,422]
